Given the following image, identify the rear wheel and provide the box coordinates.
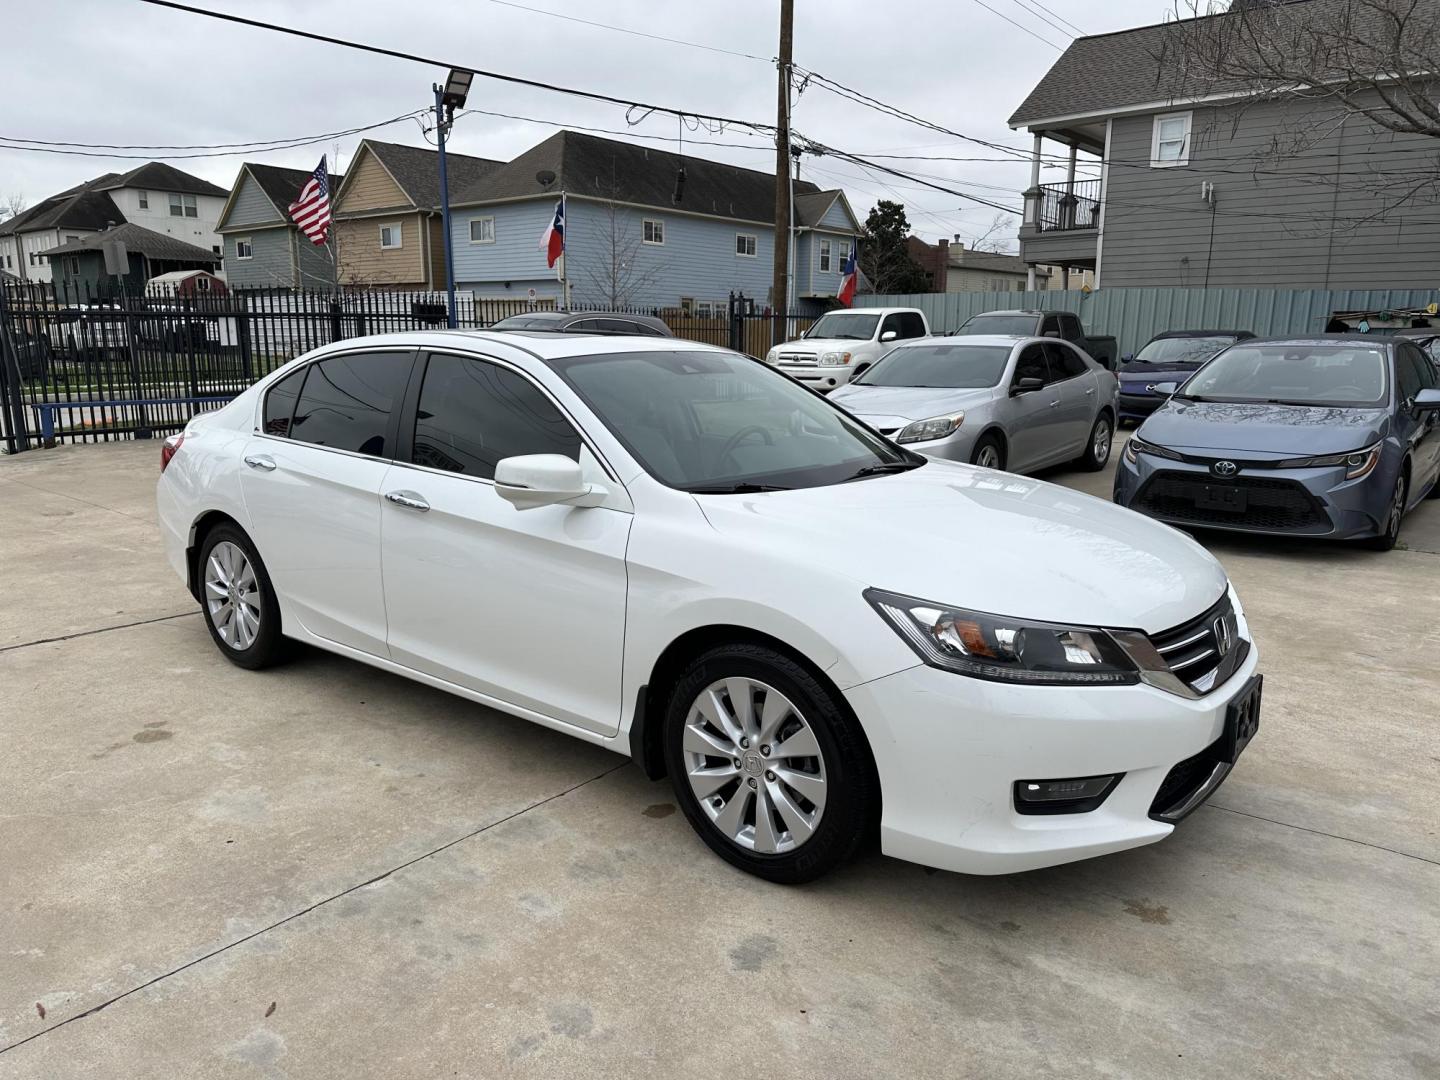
[663,644,877,884]
[1363,470,1408,551]
[1079,412,1113,471]
[198,525,287,668]
[971,434,1005,471]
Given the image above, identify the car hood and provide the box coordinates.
[828,384,996,424]
[778,337,871,354]
[695,459,1225,634]
[1140,399,1389,455]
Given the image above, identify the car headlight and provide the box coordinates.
[1123,435,1182,464]
[1275,441,1381,479]
[894,413,965,444]
[765,348,778,364]
[819,351,852,366]
[865,589,1140,685]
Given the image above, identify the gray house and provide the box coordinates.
[1009,3,1440,290]
[216,163,346,289]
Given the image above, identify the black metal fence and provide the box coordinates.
[0,281,816,452]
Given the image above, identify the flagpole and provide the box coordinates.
[560,189,568,310]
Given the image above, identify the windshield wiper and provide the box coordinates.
[843,460,924,482]
[688,482,792,494]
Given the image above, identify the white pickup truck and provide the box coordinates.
[764,307,930,391]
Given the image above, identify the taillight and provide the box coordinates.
[160,433,185,473]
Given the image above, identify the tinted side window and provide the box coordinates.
[567,319,603,332]
[1045,341,1088,380]
[1039,315,1061,336]
[290,352,409,456]
[411,354,582,479]
[263,366,307,437]
[1396,348,1424,401]
[1013,344,1050,385]
[1058,314,1083,341]
[596,319,638,335]
[898,312,926,338]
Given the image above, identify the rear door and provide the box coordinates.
[1043,341,1097,452]
[1000,343,1063,472]
[379,349,631,735]
[239,350,415,656]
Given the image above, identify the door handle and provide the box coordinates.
[1085,387,1096,395]
[385,490,430,512]
[243,454,276,471]
[1048,399,1060,408]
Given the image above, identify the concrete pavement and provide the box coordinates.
[1,440,1437,1079]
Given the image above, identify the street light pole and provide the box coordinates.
[433,69,473,330]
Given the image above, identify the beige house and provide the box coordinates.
[331,140,501,288]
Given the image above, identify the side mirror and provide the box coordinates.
[1151,381,1179,397]
[1011,376,1045,396]
[494,454,608,510]
[879,330,897,343]
[1121,353,1135,364]
[1414,387,1440,411]
[1042,329,1060,338]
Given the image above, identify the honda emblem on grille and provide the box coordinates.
[1212,460,1238,477]
[1213,615,1232,657]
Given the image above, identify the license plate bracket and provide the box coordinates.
[1221,674,1263,764]
[1196,484,1248,513]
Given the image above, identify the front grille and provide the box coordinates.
[1133,470,1329,532]
[1149,736,1227,820]
[778,352,817,366]
[1148,592,1242,693]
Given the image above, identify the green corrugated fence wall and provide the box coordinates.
[854,288,1440,357]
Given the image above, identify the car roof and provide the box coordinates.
[1234,334,1396,349]
[1150,329,1254,339]
[300,329,724,362]
[901,334,1027,347]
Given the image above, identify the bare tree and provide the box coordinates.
[965,212,1018,254]
[578,174,667,308]
[1,193,26,223]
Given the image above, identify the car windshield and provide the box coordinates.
[804,312,878,340]
[955,314,1035,336]
[547,349,917,492]
[855,343,1011,388]
[1178,344,1389,407]
[1130,336,1236,365]
[492,315,563,330]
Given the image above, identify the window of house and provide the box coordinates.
[411,353,582,479]
[818,238,832,273]
[170,192,198,218]
[735,233,757,258]
[469,217,495,244]
[195,275,211,292]
[290,352,412,456]
[28,252,36,265]
[643,219,665,245]
[379,222,402,249]
[680,297,696,314]
[212,245,221,256]
[138,192,149,210]
[66,256,80,275]
[235,238,253,260]
[1151,111,1192,167]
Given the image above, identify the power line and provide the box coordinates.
[479,0,771,62]
[0,112,425,155]
[1016,0,1087,36]
[1003,0,1077,40]
[966,0,1066,50]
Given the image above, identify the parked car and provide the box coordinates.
[953,309,1119,369]
[2,326,52,380]
[490,311,672,336]
[1392,326,1440,367]
[45,304,128,358]
[764,307,929,391]
[830,335,1118,473]
[158,332,1261,883]
[1117,330,1256,422]
[1114,336,1440,550]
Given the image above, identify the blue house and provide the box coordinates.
[446,131,860,315]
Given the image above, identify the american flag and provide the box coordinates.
[288,156,332,245]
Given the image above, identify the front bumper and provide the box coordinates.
[844,638,1259,875]
[1112,453,1387,539]
[775,363,853,392]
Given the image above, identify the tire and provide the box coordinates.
[662,644,878,884]
[1079,411,1114,471]
[1363,470,1408,551]
[197,524,288,669]
[971,433,1006,471]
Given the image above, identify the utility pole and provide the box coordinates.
[771,0,793,344]
[434,69,474,329]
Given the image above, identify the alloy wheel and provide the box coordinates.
[1092,417,1112,464]
[681,677,828,854]
[1385,475,1406,540]
[205,541,262,650]
[976,444,1001,469]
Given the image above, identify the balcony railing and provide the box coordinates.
[1036,179,1100,232]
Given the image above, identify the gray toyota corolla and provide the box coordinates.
[1114,336,1440,550]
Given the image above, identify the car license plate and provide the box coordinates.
[1196,484,1248,513]
[1221,674,1262,764]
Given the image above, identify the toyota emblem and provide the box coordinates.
[1213,615,1233,657]
[1212,460,1238,477]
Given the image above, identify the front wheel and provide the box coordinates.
[971,434,1006,471]
[1079,412,1113,471]
[663,644,877,884]
[1363,471,1407,551]
[198,524,288,668]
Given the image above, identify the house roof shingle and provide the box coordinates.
[39,222,220,263]
[240,162,347,217]
[361,140,503,210]
[97,162,228,199]
[0,163,223,238]
[454,130,841,226]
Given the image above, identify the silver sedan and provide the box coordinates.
[828,334,1119,474]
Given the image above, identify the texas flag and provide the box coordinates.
[539,199,564,268]
[836,242,859,307]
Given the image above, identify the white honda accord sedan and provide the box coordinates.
[157,331,1262,883]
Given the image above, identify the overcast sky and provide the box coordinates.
[5,0,1167,248]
